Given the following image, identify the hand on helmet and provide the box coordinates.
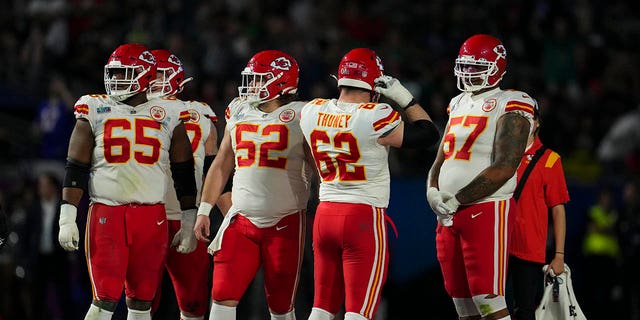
[374,75,414,108]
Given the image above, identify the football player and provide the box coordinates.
[194,50,313,320]
[57,43,198,320]
[147,49,223,320]
[299,48,440,320]
[427,34,534,320]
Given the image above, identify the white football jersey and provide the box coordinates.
[439,87,535,202]
[225,98,310,227]
[164,99,218,220]
[300,98,401,208]
[74,94,189,206]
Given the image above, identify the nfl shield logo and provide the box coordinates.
[99,217,107,224]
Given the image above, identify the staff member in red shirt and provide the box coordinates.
[509,101,569,320]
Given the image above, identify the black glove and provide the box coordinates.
[0,205,8,249]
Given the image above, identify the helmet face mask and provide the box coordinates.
[454,34,507,92]
[238,50,299,104]
[104,44,157,102]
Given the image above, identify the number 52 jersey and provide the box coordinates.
[225,98,311,228]
[73,94,188,205]
[300,98,401,208]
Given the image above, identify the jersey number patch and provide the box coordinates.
[309,130,365,182]
[443,115,488,160]
[235,123,288,169]
[103,118,162,164]
[185,123,202,153]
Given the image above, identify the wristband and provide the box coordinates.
[555,251,564,255]
[197,201,214,217]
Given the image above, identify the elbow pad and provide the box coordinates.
[63,158,90,191]
[401,120,440,149]
[170,159,197,199]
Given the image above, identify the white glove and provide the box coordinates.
[172,208,197,254]
[443,195,461,214]
[374,75,414,108]
[58,203,79,251]
[426,187,454,227]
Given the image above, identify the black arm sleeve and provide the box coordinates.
[170,159,197,199]
[63,158,90,191]
[401,119,440,149]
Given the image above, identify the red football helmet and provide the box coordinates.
[238,50,299,103]
[148,49,193,99]
[104,43,157,101]
[337,48,384,91]
[454,34,507,92]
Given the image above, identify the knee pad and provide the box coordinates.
[271,309,296,320]
[452,297,480,317]
[308,307,335,320]
[344,312,368,320]
[472,294,508,317]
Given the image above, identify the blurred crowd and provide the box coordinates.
[0,0,639,319]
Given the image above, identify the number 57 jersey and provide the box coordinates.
[300,98,401,208]
[73,94,188,205]
[225,98,311,228]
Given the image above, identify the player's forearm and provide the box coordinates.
[455,166,515,204]
[62,187,84,207]
[551,204,566,254]
[403,103,432,123]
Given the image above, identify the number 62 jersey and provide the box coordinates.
[300,98,401,208]
[73,94,189,205]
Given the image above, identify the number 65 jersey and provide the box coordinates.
[300,98,401,208]
[73,94,189,206]
[225,98,311,228]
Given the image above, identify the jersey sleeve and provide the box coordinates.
[199,102,218,123]
[73,95,93,120]
[503,91,536,124]
[543,151,570,207]
[370,103,401,136]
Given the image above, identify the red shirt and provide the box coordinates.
[510,137,570,263]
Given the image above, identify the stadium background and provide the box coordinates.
[0,0,639,319]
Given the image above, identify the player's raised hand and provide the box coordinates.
[172,208,197,253]
[374,75,414,108]
[58,203,79,251]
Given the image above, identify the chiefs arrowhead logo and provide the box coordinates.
[493,45,507,60]
[139,51,156,64]
[270,57,292,70]
[168,54,182,67]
